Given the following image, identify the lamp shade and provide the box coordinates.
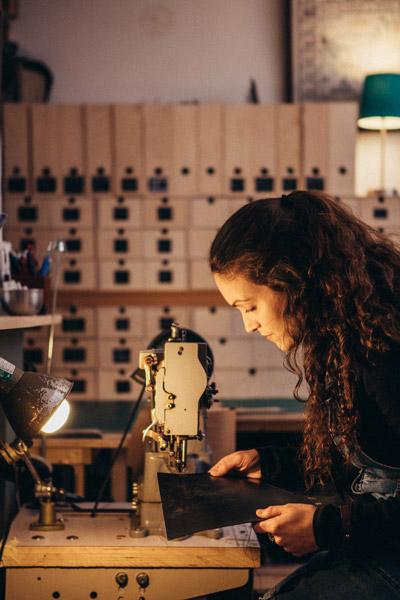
[358,73,400,130]
[0,357,72,442]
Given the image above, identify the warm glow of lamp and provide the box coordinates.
[41,399,71,433]
[358,73,400,192]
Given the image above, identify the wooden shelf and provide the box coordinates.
[0,314,61,330]
[58,290,224,307]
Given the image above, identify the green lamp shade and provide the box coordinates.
[358,73,400,130]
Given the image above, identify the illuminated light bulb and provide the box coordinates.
[41,399,70,434]
[357,116,400,130]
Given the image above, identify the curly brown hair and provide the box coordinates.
[209,191,400,488]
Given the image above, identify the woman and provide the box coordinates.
[208,191,400,599]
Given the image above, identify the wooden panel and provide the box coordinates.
[302,102,329,192]
[248,104,277,197]
[113,103,143,195]
[198,104,224,195]
[31,104,60,195]
[56,104,86,195]
[327,102,357,196]
[3,103,31,196]
[85,104,113,194]
[58,290,224,307]
[223,104,252,194]
[170,104,198,195]
[276,103,302,193]
[143,104,174,194]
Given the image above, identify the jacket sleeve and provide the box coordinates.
[314,347,400,551]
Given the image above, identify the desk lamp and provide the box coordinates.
[0,357,72,530]
[358,73,400,195]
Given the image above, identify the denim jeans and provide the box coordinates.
[260,443,400,599]
[260,549,400,600]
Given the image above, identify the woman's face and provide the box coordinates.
[214,273,293,352]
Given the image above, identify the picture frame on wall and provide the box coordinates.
[291,0,400,101]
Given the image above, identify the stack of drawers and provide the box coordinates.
[5,100,390,408]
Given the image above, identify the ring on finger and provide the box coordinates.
[267,533,276,543]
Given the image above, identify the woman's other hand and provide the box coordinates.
[208,449,262,478]
[254,503,318,557]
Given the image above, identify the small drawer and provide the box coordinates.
[250,338,285,368]
[97,228,143,259]
[190,260,217,290]
[48,196,94,227]
[192,306,232,338]
[53,368,97,401]
[144,196,188,228]
[3,195,50,228]
[98,259,144,290]
[57,305,97,338]
[52,227,96,257]
[143,229,186,259]
[209,337,252,369]
[97,367,144,401]
[59,258,97,289]
[53,337,97,368]
[97,306,145,338]
[144,306,191,339]
[98,337,145,369]
[144,259,187,290]
[359,196,400,227]
[188,229,217,259]
[98,196,143,229]
[190,197,230,229]
[23,337,48,369]
[4,226,52,257]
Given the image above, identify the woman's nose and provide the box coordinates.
[242,314,259,333]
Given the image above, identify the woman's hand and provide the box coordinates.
[208,449,262,479]
[254,503,318,557]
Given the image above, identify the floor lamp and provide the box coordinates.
[357,73,400,195]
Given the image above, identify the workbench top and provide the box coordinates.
[2,506,260,569]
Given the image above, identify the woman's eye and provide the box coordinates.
[245,307,256,314]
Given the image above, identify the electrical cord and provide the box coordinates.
[90,382,145,518]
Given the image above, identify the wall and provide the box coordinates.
[11,0,287,104]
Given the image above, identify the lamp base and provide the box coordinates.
[30,519,65,532]
[30,499,65,531]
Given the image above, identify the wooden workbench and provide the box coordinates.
[1,506,260,599]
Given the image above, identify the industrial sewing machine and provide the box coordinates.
[1,325,259,599]
[131,323,218,537]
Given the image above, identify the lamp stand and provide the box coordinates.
[0,438,65,531]
[380,125,387,195]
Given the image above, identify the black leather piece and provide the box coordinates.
[157,472,313,540]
